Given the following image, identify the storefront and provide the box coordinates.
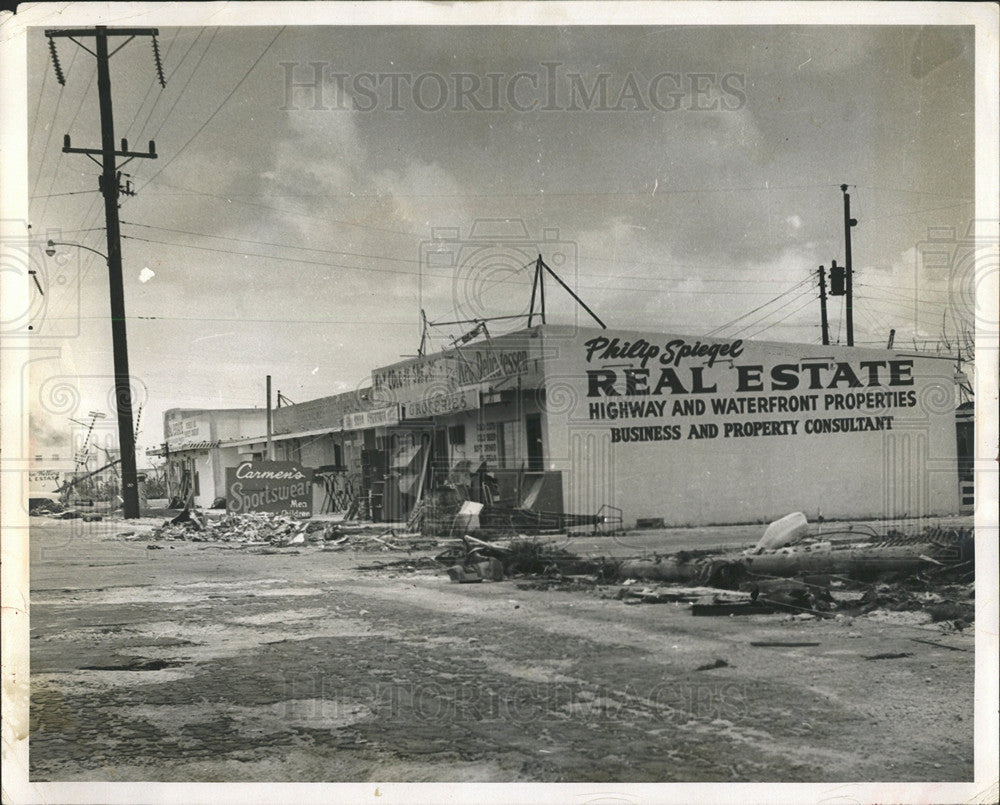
[371,329,558,520]
[155,325,962,527]
[368,324,961,528]
[157,407,267,508]
[271,388,379,515]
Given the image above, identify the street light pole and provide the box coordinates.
[46,239,140,519]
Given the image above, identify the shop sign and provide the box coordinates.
[564,331,937,445]
[473,422,500,465]
[404,388,481,420]
[226,460,314,517]
[342,404,400,431]
[29,469,62,490]
[166,415,209,449]
[373,348,530,394]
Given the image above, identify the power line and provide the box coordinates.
[726,286,816,338]
[144,28,215,146]
[704,276,813,336]
[119,219,821,285]
[44,314,420,325]
[140,177,841,278]
[36,62,99,226]
[31,44,79,199]
[744,294,817,340]
[145,178,424,239]
[863,201,974,221]
[120,232,828,297]
[43,26,164,520]
[138,27,285,192]
[851,184,973,201]
[28,52,50,146]
[136,180,846,201]
[31,189,100,199]
[124,28,180,142]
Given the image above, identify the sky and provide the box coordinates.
[22,21,977,459]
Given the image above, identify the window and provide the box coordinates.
[448,425,466,446]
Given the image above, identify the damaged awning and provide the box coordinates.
[167,440,220,452]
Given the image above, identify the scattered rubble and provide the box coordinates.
[28,499,66,516]
[135,510,443,551]
[102,505,974,631]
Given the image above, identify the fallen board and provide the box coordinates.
[750,641,821,647]
[691,601,787,616]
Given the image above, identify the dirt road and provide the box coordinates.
[28,518,974,782]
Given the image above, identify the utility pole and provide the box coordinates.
[818,265,830,346]
[46,26,166,519]
[266,375,274,460]
[841,184,858,347]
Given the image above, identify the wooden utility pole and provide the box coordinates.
[841,184,857,347]
[45,26,165,519]
[266,375,274,460]
[818,265,830,346]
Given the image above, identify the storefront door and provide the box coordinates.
[526,414,543,471]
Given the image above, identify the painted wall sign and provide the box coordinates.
[29,469,62,490]
[225,460,314,517]
[373,349,529,395]
[404,388,481,420]
[342,404,401,431]
[165,415,210,450]
[473,422,500,466]
[541,326,958,525]
[577,334,926,443]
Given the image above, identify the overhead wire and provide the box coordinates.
[36,59,98,228]
[138,178,851,278]
[726,285,817,339]
[137,27,285,192]
[119,219,826,285]
[744,294,819,340]
[36,30,215,328]
[704,276,814,336]
[123,28,181,142]
[119,232,829,297]
[143,28,216,147]
[30,43,79,200]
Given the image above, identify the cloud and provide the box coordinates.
[29,411,70,450]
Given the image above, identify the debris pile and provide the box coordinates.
[609,519,975,627]
[139,511,441,551]
[29,499,66,516]
[435,535,614,584]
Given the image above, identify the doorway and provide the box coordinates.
[525,413,543,471]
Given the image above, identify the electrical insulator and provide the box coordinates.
[48,36,66,86]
